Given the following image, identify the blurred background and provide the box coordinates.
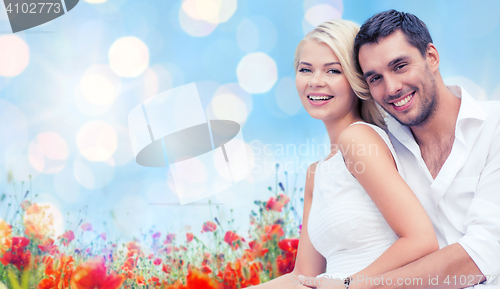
[1,0,499,241]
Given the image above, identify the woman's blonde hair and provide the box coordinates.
[294,19,387,130]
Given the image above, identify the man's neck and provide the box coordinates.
[410,85,461,179]
[410,85,461,147]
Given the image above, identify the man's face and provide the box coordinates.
[358,30,438,127]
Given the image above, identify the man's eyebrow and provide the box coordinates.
[388,56,408,67]
[362,56,409,79]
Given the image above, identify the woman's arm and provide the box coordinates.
[250,162,327,288]
[338,124,439,279]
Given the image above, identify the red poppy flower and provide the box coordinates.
[277,193,290,205]
[38,278,56,289]
[148,276,161,286]
[60,230,75,246]
[245,240,269,258]
[153,258,162,266]
[0,236,31,271]
[126,242,141,257]
[186,232,194,243]
[265,197,284,212]
[81,222,92,232]
[278,238,299,252]
[201,265,212,274]
[164,233,175,244]
[224,231,242,251]
[121,257,135,271]
[261,224,284,242]
[70,256,124,289]
[136,275,146,284]
[38,238,58,254]
[41,254,75,288]
[162,263,172,274]
[276,252,296,275]
[202,221,217,232]
[185,269,218,289]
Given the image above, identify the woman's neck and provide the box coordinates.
[323,114,363,159]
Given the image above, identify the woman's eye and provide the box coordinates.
[299,68,311,73]
[328,69,341,74]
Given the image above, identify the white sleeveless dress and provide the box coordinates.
[307,122,403,279]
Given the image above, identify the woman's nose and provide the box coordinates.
[309,72,325,87]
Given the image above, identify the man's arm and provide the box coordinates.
[350,243,484,289]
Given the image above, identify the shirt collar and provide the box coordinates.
[450,85,486,123]
[387,85,487,148]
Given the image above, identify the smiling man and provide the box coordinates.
[350,10,500,289]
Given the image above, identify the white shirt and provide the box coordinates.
[387,86,500,287]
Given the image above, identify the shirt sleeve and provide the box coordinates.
[458,120,500,285]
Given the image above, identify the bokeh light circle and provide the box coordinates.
[181,0,237,24]
[237,52,278,94]
[0,35,30,77]
[303,0,343,13]
[302,2,342,34]
[80,74,116,106]
[28,132,68,174]
[75,65,121,116]
[109,37,149,78]
[305,4,341,26]
[275,77,303,115]
[76,121,118,162]
[179,5,218,37]
[205,83,253,125]
[212,93,248,124]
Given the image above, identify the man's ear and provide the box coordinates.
[426,43,439,73]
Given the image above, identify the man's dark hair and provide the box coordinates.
[354,10,433,72]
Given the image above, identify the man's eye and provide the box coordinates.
[369,76,381,83]
[395,64,407,71]
[299,68,311,73]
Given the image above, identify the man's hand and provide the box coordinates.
[297,275,345,289]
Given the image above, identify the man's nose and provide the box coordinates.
[385,74,403,97]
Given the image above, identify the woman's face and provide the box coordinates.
[295,40,358,121]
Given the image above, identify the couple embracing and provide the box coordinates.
[252,9,500,289]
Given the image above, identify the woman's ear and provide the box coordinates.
[426,43,440,73]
